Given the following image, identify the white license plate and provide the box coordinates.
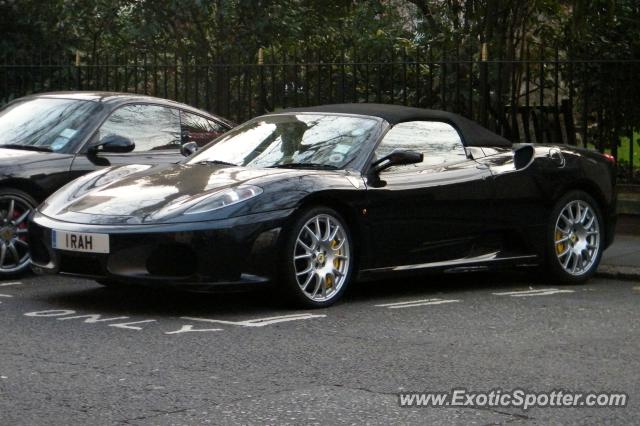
[51,230,110,254]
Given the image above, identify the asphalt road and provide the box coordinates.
[0,272,638,425]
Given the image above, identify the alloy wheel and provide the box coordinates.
[293,214,350,303]
[554,199,600,276]
[0,195,32,273]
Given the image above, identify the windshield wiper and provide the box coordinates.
[0,144,52,152]
[270,163,339,170]
[196,160,238,167]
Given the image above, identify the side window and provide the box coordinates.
[181,111,228,147]
[98,104,181,152]
[375,121,467,171]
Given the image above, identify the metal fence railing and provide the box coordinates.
[1,53,638,182]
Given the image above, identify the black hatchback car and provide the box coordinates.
[0,92,233,276]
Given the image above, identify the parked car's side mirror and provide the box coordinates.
[180,141,199,157]
[91,134,135,154]
[370,150,424,174]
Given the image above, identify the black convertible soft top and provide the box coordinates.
[281,103,512,148]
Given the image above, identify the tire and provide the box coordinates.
[545,190,604,284]
[280,206,354,308]
[0,189,38,278]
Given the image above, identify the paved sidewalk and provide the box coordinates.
[598,215,640,280]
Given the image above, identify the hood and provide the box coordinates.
[40,163,322,224]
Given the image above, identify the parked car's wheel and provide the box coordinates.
[281,207,354,308]
[0,189,37,277]
[546,190,603,283]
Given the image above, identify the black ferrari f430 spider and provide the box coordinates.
[29,104,616,307]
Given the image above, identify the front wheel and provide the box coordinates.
[0,189,37,277]
[280,207,354,308]
[546,190,603,283]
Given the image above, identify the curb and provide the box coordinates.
[596,265,640,281]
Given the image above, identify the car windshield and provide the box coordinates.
[188,113,379,169]
[0,98,99,152]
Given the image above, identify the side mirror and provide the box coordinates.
[91,134,135,154]
[181,141,199,157]
[370,150,424,174]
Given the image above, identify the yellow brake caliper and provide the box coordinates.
[326,239,341,290]
[555,230,565,255]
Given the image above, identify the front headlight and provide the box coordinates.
[184,185,263,215]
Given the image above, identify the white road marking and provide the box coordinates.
[181,313,326,328]
[57,314,130,323]
[492,288,575,297]
[0,282,21,287]
[25,310,76,317]
[375,298,460,309]
[0,294,13,298]
[108,320,157,331]
[376,298,437,307]
[164,325,223,335]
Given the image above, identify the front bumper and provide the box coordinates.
[29,209,294,288]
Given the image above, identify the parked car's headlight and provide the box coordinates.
[185,185,263,214]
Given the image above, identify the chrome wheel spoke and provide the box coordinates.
[296,265,313,276]
[7,200,15,221]
[558,246,571,257]
[0,244,6,267]
[8,243,19,262]
[328,226,340,242]
[324,217,332,240]
[579,208,589,224]
[311,274,322,298]
[301,272,314,291]
[14,209,31,225]
[297,238,313,253]
[14,239,28,248]
[584,216,596,229]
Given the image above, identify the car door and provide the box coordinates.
[70,103,183,174]
[479,145,553,255]
[365,121,496,269]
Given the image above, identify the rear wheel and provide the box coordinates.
[546,190,603,283]
[0,189,37,277]
[280,207,353,308]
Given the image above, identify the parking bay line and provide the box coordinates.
[0,282,21,287]
[492,288,575,297]
[180,313,327,328]
[375,298,460,309]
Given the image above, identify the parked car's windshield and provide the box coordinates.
[0,98,99,152]
[188,114,380,169]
